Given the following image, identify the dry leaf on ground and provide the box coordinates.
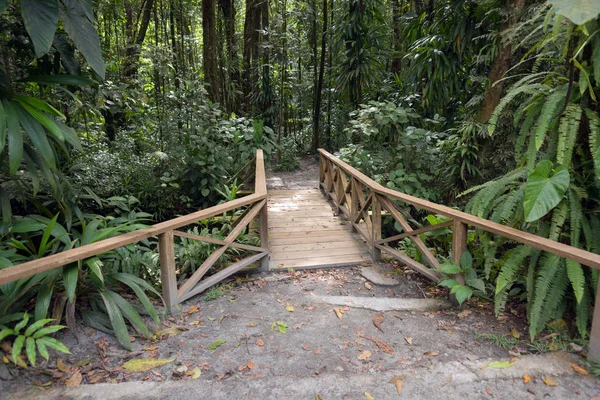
[357,350,372,360]
[65,371,82,387]
[57,359,70,373]
[373,312,384,333]
[389,374,405,395]
[423,351,439,357]
[510,328,520,339]
[286,303,295,312]
[523,374,531,384]
[122,358,175,373]
[485,386,493,395]
[404,337,413,345]
[333,308,344,319]
[256,339,265,347]
[365,336,395,354]
[365,282,373,290]
[188,367,201,379]
[542,376,558,387]
[571,364,588,375]
[364,392,375,400]
[187,305,200,315]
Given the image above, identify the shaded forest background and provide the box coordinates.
[1,0,600,357]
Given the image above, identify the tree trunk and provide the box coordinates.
[123,0,155,79]
[312,0,327,152]
[477,0,526,123]
[203,0,221,103]
[219,0,239,110]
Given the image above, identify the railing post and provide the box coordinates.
[259,201,270,272]
[589,278,600,361]
[350,179,358,233]
[371,194,382,261]
[159,230,179,312]
[450,220,467,305]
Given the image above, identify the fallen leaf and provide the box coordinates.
[75,358,93,367]
[365,336,395,354]
[373,312,384,333]
[487,361,513,369]
[129,336,136,342]
[155,325,188,338]
[122,358,175,373]
[187,305,200,315]
[57,359,70,373]
[423,351,439,357]
[357,350,372,360]
[365,392,375,400]
[247,361,255,370]
[389,374,405,394]
[207,339,227,350]
[316,395,322,400]
[405,337,413,345]
[65,371,83,387]
[523,374,531,384]
[333,308,344,320]
[510,328,520,339]
[189,321,200,326]
[485,386,493,395]
[248,322,256,327]
[365,282,373,290]
[571,364,588,375]
[480,365,487,370]
[286,303,295,312]
[509,357,518,364]
[218,315,228,324]
[189,367,201,379]
[144,345,159,351]
[256,339,265,347]
[542,376,558,387]
[457,310,471,318]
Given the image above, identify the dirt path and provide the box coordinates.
[266,156,320,190]
[3,266,599,399]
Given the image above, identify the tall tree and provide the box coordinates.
[312,0,327,151]
[203,0,221,102]
[477,0,526,123]
[123,0,155,79]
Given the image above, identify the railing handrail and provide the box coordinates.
[318,148,600,270]
[0,149,268,286]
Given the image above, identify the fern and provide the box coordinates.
[566,260,585,304]
[548,201,568,242]
[493,184,525,225]
[515,103,542,162]
[529,253,562,339]
[537,263,569,332]
[533,84,568,150]
[556,104,582,169]
[494,246,532,315]
[585,108,600,180]
[488,83,549,135]
[576,285,590,338]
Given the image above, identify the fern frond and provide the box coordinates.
[548,200,567,242]
[526,249,542,317]
[515,103,542,162]
[533,84,568,151]
[488,84,549,135]
[569,188,583,247]
[566,259,585,304]
[575,285,590,338]
[537,263,569,331]
[585,108,600,180]
[556,103,582,169]
[496,246,531,295]
[494,184,525,225]
[529,253,562,339]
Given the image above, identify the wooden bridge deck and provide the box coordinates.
[268,189,370,269]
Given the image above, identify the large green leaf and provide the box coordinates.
[99,290,132,351]
[15,104,56,171]
[548,0,600,25]
[524,160,570,222]
[20,0,58,57]
[60,0,105,79]
[4,100,23,175]
[18,74,97,87]
[62,263,78,303]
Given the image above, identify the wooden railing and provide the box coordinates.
[0,149,269,310]
[318,148,600,360]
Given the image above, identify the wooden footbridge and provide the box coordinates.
[1,149,600,360]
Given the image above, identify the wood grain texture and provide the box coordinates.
[268,189,370,269]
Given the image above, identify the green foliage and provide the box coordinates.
[523,160,570,222]
[438,250,486,306]
[0,313,69,367]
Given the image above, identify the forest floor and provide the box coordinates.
[1,158,599,399]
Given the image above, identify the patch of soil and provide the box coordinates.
[3,263,540,396]
[267,156,320,190]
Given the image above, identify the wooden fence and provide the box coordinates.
[318,148,600,360]
[0,149,269,310]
